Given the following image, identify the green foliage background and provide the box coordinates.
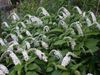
[0,0,100,75]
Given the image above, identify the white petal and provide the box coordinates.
[33,48,48,62]
[58,20,68,30]
[50,49,63,60]
[64,37,76,50]
[61,56,71,67]
[0,64,9,74]
[0,70,5,75]
[30,16,43,26]
[43,26,50,32]
[37,7,50,16]
[41,41,48,49]
[2,22,9,28]
[22,50,29,61]
[26,30,32,36]
[24,41,31,49]
[74,6,82,14]
[8,50,21,65]
[0,38,6,46]
[73,22,83,36]
[86,17,92,27]
[89,12,96,23]
[87,73,93,75]
[11,34,18,42]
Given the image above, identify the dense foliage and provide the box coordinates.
[0,0,100,75]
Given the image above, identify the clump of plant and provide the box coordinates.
[0,5,100,75]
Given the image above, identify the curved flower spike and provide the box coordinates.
[58,20,68,30]
[0,64,9,74]
[18,48,29,61]
[25,30,32,37]
[61,52,78,67]
[8,41,19,50]
[82,12,86,17]
[74,6,82,14]
[8,12,20,21]
[87,73,93,75]
[5,34,18,42]
[58,7,70,20]
[24,41,31,49]
[2,22,9,28]
[7,50,21,65]
[50,49,63,60]
[24,14,43,26]
[43,26,50,32]
[41,41,48,50]
[89,11,96,23]
[95,22,100,30]
[16,22,26,28]
[64,36,76,50]
[85,17,92,27]
[30,16,43,26]
[0,38,6,46]
[31,48,48,62]
[71,21,83,36]
[37,7,50,17]
[22,50,29,61]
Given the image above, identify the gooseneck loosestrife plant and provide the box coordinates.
[0,5,100,75]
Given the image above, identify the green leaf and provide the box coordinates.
[26,71,39,75]
[85,38,99,53]
[62,71,70,75]
[26,57,36,66]
[46,67,53,72]
[9,70,16,75]
[56,65,67,70]
[51,70,62,75]
[49,28,63,34]
[27,63,41,71]
[54,39,66,46]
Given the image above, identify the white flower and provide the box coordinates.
[82,12,86,17]
[8,41,19,50]
[41,41,48,49]
[24,41,31,49]
[2,22,9,28]
[89,11,96,23]
[50,49,63,60]
[74,6,82,14]
[8,12,20,21]
[0,38,6,46]
[8,50,21,65]
[61,54,71,67]
[25,14,43,26]
[71,21,83,36]
[33,48,48,62]
[0,64,9,74]
[58,7,70,20]
[37,7,50,16]
[0,70,5,75]
[30,16,43,26]
[17,22,26,28]
[61,52,78,67]
[64,37,76,50]
[26,30,32,36]
[58,20,68,30]
[22,50,29,61]
[43,26,50,32]
[85,17,92,27]
[87,73,93,75]
[11,34,18,42]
